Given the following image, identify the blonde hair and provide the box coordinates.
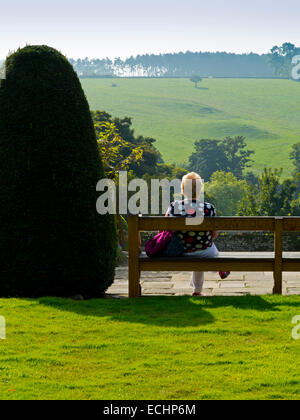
[181,172,203,199]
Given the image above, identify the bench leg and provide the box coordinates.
[129,267,141,298]
[273,217,283,295]
[273,271,283,295]
[128,215,141,298]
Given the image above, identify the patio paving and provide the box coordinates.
[107,252,300,297]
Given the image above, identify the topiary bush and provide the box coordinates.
[0,45,117,298]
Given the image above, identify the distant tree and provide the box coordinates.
[206,171,247,216]
[289,143,300,174]
[237,168,298,216]
[189,139,226,180]
[243,171,259,187]
[269,42,300,78]
[188,136,254,180]
[223,136,254,179]
[190,75,202,88]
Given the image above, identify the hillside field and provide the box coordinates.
[81,78,300,176]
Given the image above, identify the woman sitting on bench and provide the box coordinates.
[165,172,230,296]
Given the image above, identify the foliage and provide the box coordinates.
[242,171,259,187]
[0,45,117,298]
[153,163,187,179]
[189,139,225,181]
[206,171,248,216]
[289,142,300,174]
[93,118,143,181]
[237,168,299,216]
[189,136,254,180]
[190,75,202,88]
[290,197,300,216]
[269,42,300,78]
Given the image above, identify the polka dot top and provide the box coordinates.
[166,199,216,253]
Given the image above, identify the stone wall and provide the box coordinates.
[215,232,300,252]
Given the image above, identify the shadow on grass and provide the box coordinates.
[38,296,215,327]
[37,295,300,328]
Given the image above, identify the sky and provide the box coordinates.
[0,0,299,60]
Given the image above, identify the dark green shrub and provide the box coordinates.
[0,45,117,298]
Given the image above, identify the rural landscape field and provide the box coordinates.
[82,77,300,175]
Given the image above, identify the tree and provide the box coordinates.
[268,42,300,78]
[206,171,247,216]
[290,197,300,216]
[289,143,300,174]
[188,139,225,180]
[93,118,143,181]
[93,117,143,251]
[237,168,298,216]
[190,75,202,88]
[243,171,259,187]
[0,45,117,298]
[91,110,161,177]
[188,136,254,180]
[222,136,254,179]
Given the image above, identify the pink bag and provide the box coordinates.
[145,231,173,257]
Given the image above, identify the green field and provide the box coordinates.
[81,78,300,175]
[1,296,300,400]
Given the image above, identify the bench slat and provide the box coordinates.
[282,259,300,271]
[140,258,274,272]
[283,218,300,231]
[139,252,276,259]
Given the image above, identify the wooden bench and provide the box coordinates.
[128,215,300,298]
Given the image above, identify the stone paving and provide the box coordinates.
[107,252,300,297]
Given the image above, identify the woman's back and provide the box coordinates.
[166,199,216,253]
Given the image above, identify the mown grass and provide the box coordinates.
[1,296,300,400]
[81,78,300,175]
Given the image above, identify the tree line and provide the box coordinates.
[69,51,276,78]
[2,43,298,79]
[69,43,299,79]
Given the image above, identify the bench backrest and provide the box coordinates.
[131,216,300,232]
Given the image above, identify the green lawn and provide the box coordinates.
[1,295,300,400]
[81,78,300,176]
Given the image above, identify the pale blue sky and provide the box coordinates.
[0,0,299,59]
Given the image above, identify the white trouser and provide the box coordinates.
[184,243,219,293]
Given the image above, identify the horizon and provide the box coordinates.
[0,0,300,60]
[0,47,280,63]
